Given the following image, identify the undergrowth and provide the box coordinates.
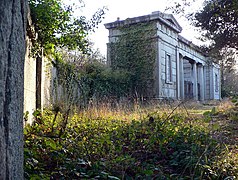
[24,101,238,179]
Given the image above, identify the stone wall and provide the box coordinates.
[24,36,37,123]
[24,54,52,123]
[24,11,52,123]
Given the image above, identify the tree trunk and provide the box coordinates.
[0,0,27,179]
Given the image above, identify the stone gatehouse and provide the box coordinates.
[105,11,221,101]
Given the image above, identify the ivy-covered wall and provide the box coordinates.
[107,22,157,98]
[105,11,222,101]
[51,52,132,110]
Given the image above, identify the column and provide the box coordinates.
[180,55,184,100]
[210,65,214,99]
[193,62,198,100]
[198,64,204,101]
[176,47,180,99]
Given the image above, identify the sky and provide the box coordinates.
[72,0,205,56]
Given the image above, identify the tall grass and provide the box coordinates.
[24,99,238,179]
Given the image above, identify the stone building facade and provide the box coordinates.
[105,11,221,101]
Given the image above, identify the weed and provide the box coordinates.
[24,100,238,179]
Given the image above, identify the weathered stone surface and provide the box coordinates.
[105,11,221,100]
[0,0,27,179]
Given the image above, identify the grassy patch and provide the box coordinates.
[24,100,238,179]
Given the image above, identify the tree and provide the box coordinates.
[29,0,86,53]
[28,0,106,54]
[201,46,238,97]
[192,0,238,95]
[0,0,27,179]
[194,0,238,50]
[219,49,238,96]
[28,0,106,109]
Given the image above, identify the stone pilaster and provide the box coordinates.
[180,55,184,100]
[193,62,198,100]
[198,64,204,101]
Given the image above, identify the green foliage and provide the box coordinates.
[82,61,130,100]
[52,53,130,109]
[194,0,238,50]
[29,0,106,54]
[109,22,157,97]
[52,52,81,107]
[231,96,238,105]
[24,107,238,179]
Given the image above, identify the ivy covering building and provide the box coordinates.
[105,11,221,100]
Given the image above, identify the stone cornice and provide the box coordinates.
[104,11,182,33]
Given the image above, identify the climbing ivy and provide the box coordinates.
[52,51,130,109]
[109,22,157,98]
[81,61,130,101]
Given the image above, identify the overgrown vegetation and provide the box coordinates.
[51,52,130,110]
[24,1,238,179]
[29,0,106,54]
[24,100,238,179]
[109,22,157,97]
[50,21,158,110]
